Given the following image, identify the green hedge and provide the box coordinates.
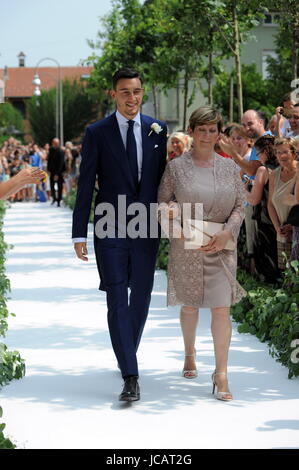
[232,263,299,379]
[0,407,15,449]
[0,202,25,386]
[0,201,25,449]
[156,238,169,270]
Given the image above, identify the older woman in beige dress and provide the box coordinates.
[158,107,246,401]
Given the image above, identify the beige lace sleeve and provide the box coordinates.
[158,162,175,204]
[224,166,246,243]
[157,163,182,239]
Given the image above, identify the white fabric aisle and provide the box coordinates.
[0,201,298,449]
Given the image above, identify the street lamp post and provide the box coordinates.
[32,57,64,145]
[33,72,59,137]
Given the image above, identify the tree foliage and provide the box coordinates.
[86,0,272,126]
[27,79,98,145]
[202,0,268,120]
[213,64,274,122]
[87,0,181,117]
[265,0,299,100]
[84,0,299,125]
[0,103,23,133]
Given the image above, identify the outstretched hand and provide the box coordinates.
[17,167,46,185]
[218,135,236,158]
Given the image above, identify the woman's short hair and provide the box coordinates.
[255,135,278,167]
[189,106,223,132]
[274,137,297,156]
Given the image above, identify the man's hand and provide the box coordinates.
[74,242,88,261]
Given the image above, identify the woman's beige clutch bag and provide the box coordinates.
[184,219,235,250]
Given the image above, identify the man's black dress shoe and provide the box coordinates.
[119,376,140,402]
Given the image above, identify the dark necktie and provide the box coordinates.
[126,120,138,187]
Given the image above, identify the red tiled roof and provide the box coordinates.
[0,66,93,98]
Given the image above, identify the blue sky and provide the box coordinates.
[0,0,113,68]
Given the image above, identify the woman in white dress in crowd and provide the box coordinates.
[158,106,246,401]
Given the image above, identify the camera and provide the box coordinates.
[242,174,253,192]
[241,174,251,184]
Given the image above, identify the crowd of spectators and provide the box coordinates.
[0,137,81,204]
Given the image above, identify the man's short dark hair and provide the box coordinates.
[112,68,142,90]
[256,110,267,128]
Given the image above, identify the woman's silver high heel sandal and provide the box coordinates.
[211,371,233,401]
[182,350,197,379]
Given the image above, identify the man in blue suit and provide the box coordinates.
[72,68,167,401]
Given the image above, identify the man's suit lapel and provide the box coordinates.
[106,113,136,191]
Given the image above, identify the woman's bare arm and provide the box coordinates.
[267,171,282,235]
[0,167,45,200]
[246,166,268,206]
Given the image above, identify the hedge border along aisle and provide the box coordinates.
[232,264,299,379]
[0,201,26,449]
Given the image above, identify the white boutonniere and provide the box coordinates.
[148,122,163,136]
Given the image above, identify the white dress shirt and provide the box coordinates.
[281,119,291,137]
[73,110,143,244]
[285,129,299,138]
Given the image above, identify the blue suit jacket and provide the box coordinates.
[72,112,167,240]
